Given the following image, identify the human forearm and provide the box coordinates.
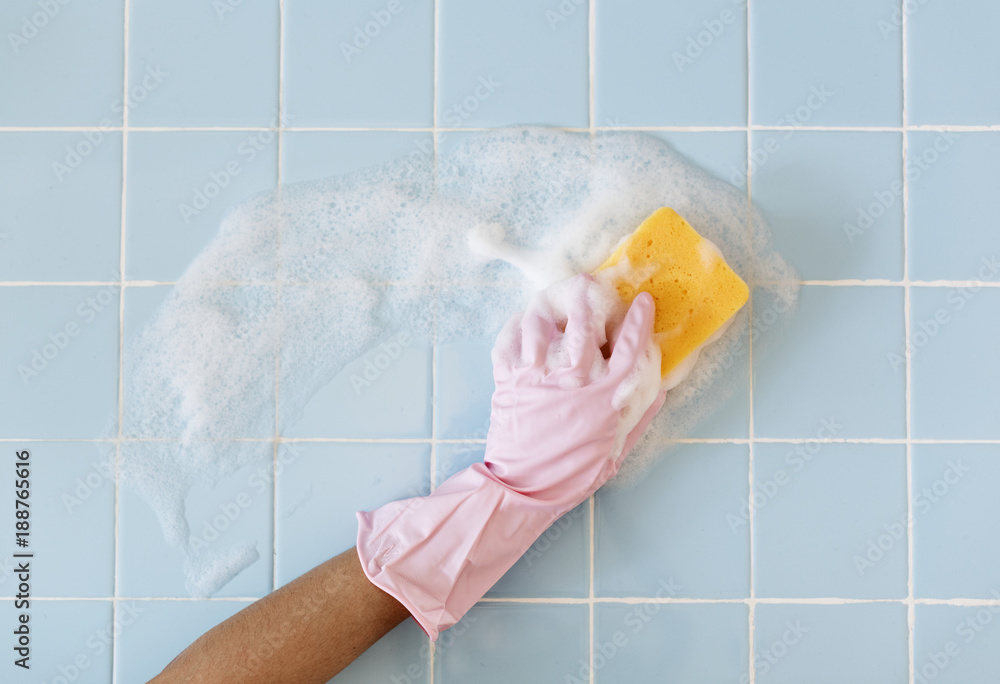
[150,547,410,684]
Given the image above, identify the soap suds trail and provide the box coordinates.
[108,128,799,596]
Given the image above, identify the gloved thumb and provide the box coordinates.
[607,291,656,382]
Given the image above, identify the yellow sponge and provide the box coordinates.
[595,207,749,379]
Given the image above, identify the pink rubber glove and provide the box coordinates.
[357,274,666,639]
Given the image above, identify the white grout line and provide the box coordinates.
[2,124,997,133]
[745,0,757,680]
[588,3,598,681]
[428,3,440,679]
[111,1,130,680]
[12,595,1000,605]
[4,278,1000,288]
[901,4,916,682]
[271,0,286,598]
[9,435,1000,445]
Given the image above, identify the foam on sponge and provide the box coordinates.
[595,207,749,385]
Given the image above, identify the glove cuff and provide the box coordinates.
[356,462,562,640]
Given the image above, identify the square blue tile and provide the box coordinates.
[754,603,908,684]
[127,0,279,127]
[282,131,433,185]
[753,286,906,439]
[126,131,278,281]
[649,131,748,187]
[595,603,749,683]
[0,287,119,439]
[434,342,493,440]
[123,285,277,439]
[0,443,115,597]
[751,132,904,281]
[118,442,273,598]
[915,605,1000,684]
[681,313,751,440]
[751,0,901,126]
[436,444,588,599]
[275,442,430,587]
[910,287,1000,440]
[596,0,746,126]
[913,444,1000,599]
[280,329,432,439]
[908,132,1000,281]
[284,0,433,127]
[0,600,113,683]
[907,0,1000,124]
[595,443,750,599]
[435,603,588,684]
[335,620,430,684]
[754,443,907,599]
[115,599,248,683]
[0,0,124,126]
[0,132,121,281]
[438,0,587,127]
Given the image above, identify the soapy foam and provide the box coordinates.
[111,127,798,596]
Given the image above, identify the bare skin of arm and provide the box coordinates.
[149,547,411,684]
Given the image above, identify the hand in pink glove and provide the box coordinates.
[357,274,666,639]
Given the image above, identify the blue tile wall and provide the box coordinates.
[913,444,1000,599]
[284,0,434,127]
[596,0,746,126]
[750,0,902,127]
[434,603,589,684]
[751,132,905,281]
[753,286,906,439]
[907,0,1000,125]
[4,0,999,679]
[594,603,749,683]
[914,605,1000,684]
[438,0,588,127]
[127,0,280,127]
[595,443,751,599]
[0,600,114,684]
[754,603,909,683]
[908,132,1000,281]
[753,443,908,599]
[0,132,122,282]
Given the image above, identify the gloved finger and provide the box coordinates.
[614,389,666,471]
[564,276,599,372]
[607,292,656,381]
[520,309,556,368]
[491,311,523,377]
